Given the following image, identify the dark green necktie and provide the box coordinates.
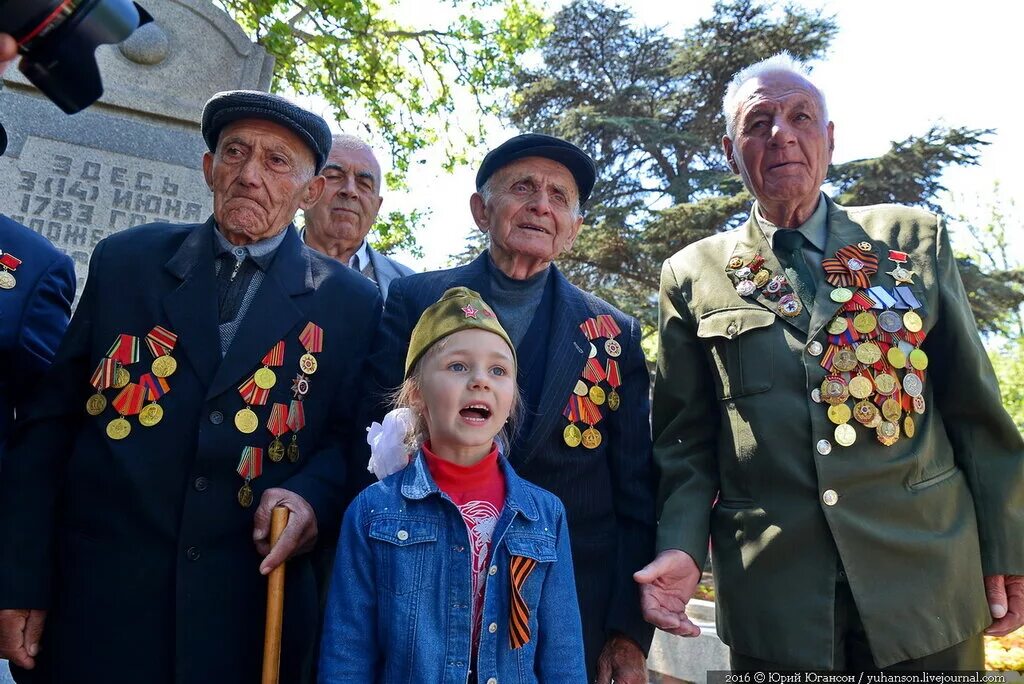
[775,229,817,304]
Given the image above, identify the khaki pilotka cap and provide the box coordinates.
[404,287,516,378]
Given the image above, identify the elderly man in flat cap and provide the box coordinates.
[0,90,381,683]
[364,133,656,683]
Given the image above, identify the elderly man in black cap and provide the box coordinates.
[364,133,656,683]
[0,90,381,683]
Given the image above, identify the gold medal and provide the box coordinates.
[830,287,853,303]
[589,385,606,406]
[834,423,857,447]
[151,355,177,378]
[855,341,881,365]
[854,400,878,425]
[821,377,850,405]
[563,424,582,448]
[0,271,16,290]
[85,393,107,416]
[299,353,318,375]
[827,317,849,335]
[873,373,897,396]
[887,347,907,369]
[581,427,602,450]
[876,420,900,446]
[287,439,300,463]
[833,348,858,373]
[753,268,771,288]
[114,366,131,389]
[139,403,163,427]
[254,367,277,390]
[269,438,285,463]
[853,311,877,335]
[728,257,744,270]
[777,294,802,317]
[827,403,852,425]
[234,407,259,434]
[903,415,916,439]
[573,380,588,396]
[908,348,929,370]
[848,376,873,399]
[604,339,622,358]
[106,416,131,440]
[881,398,902,422]
[903,311,923,333]
[607,390,620,411]
[238,483,254,508]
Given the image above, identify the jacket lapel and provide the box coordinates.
[162,219,222,386]
[206,227,311,400]
[516,267,590,468]
[726,214,811,335]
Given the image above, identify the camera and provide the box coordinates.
[0,0,151,114]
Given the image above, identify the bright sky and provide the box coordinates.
[362,0,1024,270]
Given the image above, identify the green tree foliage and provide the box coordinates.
[989,338,1024,433]
[214,0,547,253]
[499,0,1005,336]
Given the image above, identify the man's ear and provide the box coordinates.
[202,152,215,190]
[470,192,490,233]
[563,214,585,253]
[722,136,738,173]
[300,175,326,209]
[827,121,835,156]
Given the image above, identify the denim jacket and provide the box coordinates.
[318,451,587,683]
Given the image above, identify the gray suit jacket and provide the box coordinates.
[365,244,414,301]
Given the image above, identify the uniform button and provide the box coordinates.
[488,565,497,576]
[811,388,822,403]
[396,530,409,541]
[807,341,823,356]
[487,679,498,684]
[488,622,497,634]
[193,477,209,492]
[186,546,200,561]
[816,439,832,455]
[726,323,738,337]
[209,410,224,425]
[822,489,839,506]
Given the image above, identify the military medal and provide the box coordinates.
[778,293,802,317]
[0,251,22,289]
[827,317,849,335]
[604,339,622,358]
[902,373,923,397]
[854,341,881,365]
[853,400,878,425]
[873,373,897,396]
[832,347,858,373]
[605,359,621,411]
[562,396,583,447]
[582,358,606,406]
[286,399,305,462]
[827,403,852,425]
[886,250,916,285]
[138,373,170,427]
[876,420,900,446]
[145,326,179,378]
[908,348,928,370]
[821,376,850,405]
[86,357,118,415]
[236,446,263,508]
[581,427,602,449]
[852,311,877,335]
[903,311,923,333]
[830,287,853,303]
[881,398,902,422]
[291,373,310,400]
[823,245,878,289]
[887,347,907,369]
[236,373,271,435]
[298,322,323,375]
[903,415,916,438]
[573,380,588,396]
[848,375,873,400]
[107,334,140,389]
[108,382,146,439]
[256,341,285,390]
[266,402,290,462]
[834,423,857,447]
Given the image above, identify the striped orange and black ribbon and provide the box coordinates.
[509,555,538,649]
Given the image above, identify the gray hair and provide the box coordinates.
[327,133,382,192]
[479,166,582,219]
[722,52,828,139]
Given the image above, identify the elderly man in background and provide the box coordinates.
[366,133,656,683]
[302,134,413,300]
[0,90,381,683]
[636,54,1024,670]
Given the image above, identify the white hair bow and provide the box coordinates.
[366,408,416,480]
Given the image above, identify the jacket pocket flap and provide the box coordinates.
[369,518,438,546]
[697,307,775,340]
[505,534,558,563]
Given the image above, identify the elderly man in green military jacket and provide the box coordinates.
[634,53,1024,670]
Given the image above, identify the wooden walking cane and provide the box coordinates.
[261,506,290,684]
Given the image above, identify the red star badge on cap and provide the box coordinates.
[462,305,479,318]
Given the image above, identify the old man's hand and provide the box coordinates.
[253,488,318,575]
[596,633,647,684]
[985,574,1024,636]
[0,608,47,670]
[633,549,702,637]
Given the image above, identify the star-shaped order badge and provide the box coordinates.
[462,304,479,318]
[886,250,916,285]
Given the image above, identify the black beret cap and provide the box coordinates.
[476,133,597,205]
[201,90,332,173]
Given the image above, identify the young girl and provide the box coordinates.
[319,287,586,683]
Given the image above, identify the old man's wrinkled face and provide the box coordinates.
[723,70,834,225]
[471,156,584,279]
[303,144,383,248]
[203,119,325,245]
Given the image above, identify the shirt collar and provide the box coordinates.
[212,223,290,271]
[757,193,828,252]
[349,239,370,270]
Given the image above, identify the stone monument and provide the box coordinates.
[0,0,274,297]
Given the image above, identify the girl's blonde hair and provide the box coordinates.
[390,336,522,454]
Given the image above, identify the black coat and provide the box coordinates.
[0,219,381,683]
[362,251,656,680]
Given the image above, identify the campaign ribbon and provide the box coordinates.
[145,326,178,358]
[107,334,140,365]
[595,314,622,339]
[0,253,22,271]
[111,383,146,416]
[238,374,271,406]
[90,357,118,391]
[139,373,170,401]
[267,402,290,437]
[823,245,878,290]
[299,322,323,353]
[287,400,306,433]
[237,446,264,480]
[509,555,538,649]
[578,395,603,426]
[582,358,606,384]
[579,317,601,340]
[605,359,621,389]
[562,395,581,422]
[262,341,286,366]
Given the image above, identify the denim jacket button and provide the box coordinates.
[396,530,409,541]
[488,622,497,634]
[488,565,497,576]
[486,678,498,684]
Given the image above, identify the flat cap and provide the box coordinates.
[476,133,597,205]
[201,90,332,173]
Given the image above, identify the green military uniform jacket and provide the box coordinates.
[653,197,1024,667]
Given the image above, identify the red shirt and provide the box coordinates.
[423,442,506,648]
